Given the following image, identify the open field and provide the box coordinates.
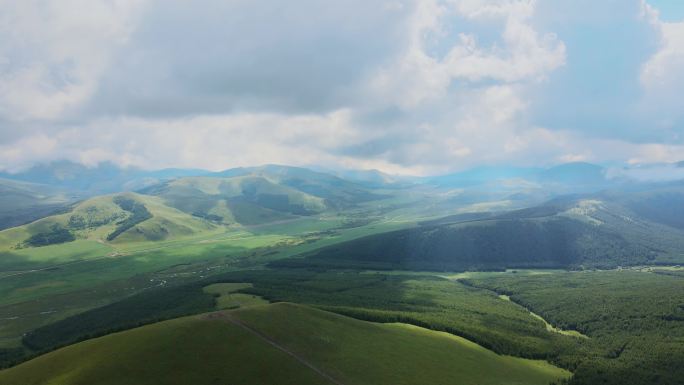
[203,283,268,309]
[0,307,330,385]
[0,207,417,350]
[2,169,684,385]
[212,269,582,358]
[14,267,684,385]
[0,257,681,383]
[0,303,571,385]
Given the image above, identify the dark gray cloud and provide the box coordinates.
[82,0,413,118]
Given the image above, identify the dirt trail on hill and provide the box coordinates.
[204,312,345,385]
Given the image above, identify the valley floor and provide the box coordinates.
[1,191,683,385]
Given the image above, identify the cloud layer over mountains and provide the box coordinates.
[1,0,683,174]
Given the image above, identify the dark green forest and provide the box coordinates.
[106,197,152,241]
[464,271,684,385]
[273,217,663,271]
[14,267,684,385]
[24,224,75,247]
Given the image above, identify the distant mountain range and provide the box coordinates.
[0,161,208,195]
[0,164,392,249]
[0,178,79,230]
[274,185,684,271]
[4,159,684,193]
[1,159,684,233]
[424,162,609,189]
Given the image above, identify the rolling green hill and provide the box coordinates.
[212,165,387,208]
[141,175,328,225]
[0,303,570,385]
[0,192,215,253]
[276,197,684,271]
[0,168,384,257]
[1,163,683,385]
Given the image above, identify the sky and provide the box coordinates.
[1,0,683,175]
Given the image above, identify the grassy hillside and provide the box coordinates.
[9,268,681,385]
[0,303,570,385]
[276,198,684,271]
[209,270,579,359]
[203,283,268,309]
[0,192,215,254]
[111,194,215,243]
[19,270,571,360]
[212,165,387,207]
[0,206,414,354]
[0,307,330,385]
[142,175,328,225]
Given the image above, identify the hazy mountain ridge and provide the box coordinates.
[139,175,329,225]
[275,193,684,271]
[210,164,389,206]
[1,161,684,385]
[0,178,80,231]
[425,162,610,191]
[2,160,684,258]
[3,160,682,196]
[0,165,388,250]
[0,160,209,195]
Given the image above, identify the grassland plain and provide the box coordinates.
[0,215,408,305]
[202,282,268,309]
[18,268,684,385]
[463,270,684,385]
[0,303,571,385]
[9,269,582,369]
[211,270,582,358]
[0,206,416,352]
[0,310,330,385]
[19,282,217,354]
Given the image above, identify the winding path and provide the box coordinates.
[205,312,345,385]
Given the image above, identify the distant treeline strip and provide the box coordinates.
[24,224,75,247]
[22,283,215,354]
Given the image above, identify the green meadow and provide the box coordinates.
[2,168,684,385]
[0,204,416,350]
[203,283,268,309]
[0,303,570,385]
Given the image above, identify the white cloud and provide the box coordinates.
[607,163,684,182]
[0,134,58,171]
[370,0,565,108]
[640,1,684,87]
[448,0,565,81]
[0,0,680,176]
[625,142,684,164]
[639,1,684,123]
[0,0,146,121]
[0,109,375,172]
